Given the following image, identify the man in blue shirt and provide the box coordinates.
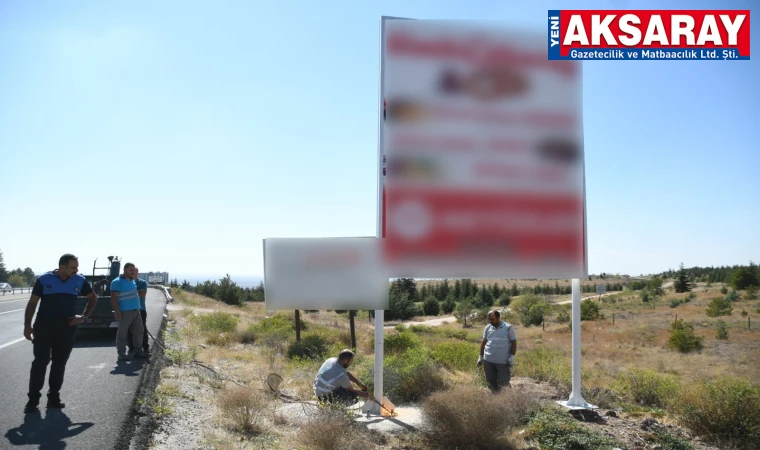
[110,262,146,361]
[127,266,150,355]
[477,309,517,393]
[23,253,99,413]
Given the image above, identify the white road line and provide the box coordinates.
[0,299,27,304]
[0,337,26,350]
[0,308,24,315]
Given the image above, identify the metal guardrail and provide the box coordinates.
[1,287,32,296]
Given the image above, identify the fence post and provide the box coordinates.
[613,313,615,325]
[294,310,301,342]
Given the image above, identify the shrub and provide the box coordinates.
[524,404,623,449]
[498,294,512,307]
[706,297,733,317]
[747,285,759,300]
[556,308,570,323]
[286,333,330,360]
[442,329,468,340]
[726,289,741,302]
[670,298,684,308]
[217,386,271,434]
[422,385,538,450]
[192,312,239,334]
[676,377,760,448]
[580,299,601,320]
[720,286,729,294]
[617,368,680,408]
[668,319,703,353]
[714,320,729,340]
[384,331,421,355]
[365,347,445,403]
[296,406,377,450]
[431,341,479,372]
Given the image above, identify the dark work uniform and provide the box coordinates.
[27,270,93,408]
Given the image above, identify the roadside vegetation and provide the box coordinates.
[150,262,760,449]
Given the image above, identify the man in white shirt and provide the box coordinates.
[313,349,371,405]
[477,309,517,392]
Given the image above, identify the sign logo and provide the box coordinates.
[74,285,80,293]
[548,10,751,60]
[45,284,52,291]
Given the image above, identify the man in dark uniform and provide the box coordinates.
[23,253,98,413]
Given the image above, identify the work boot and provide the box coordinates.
[118,352,133,361]
[46,399,65,409]
[24,401,39,414]
[134,351,150,359]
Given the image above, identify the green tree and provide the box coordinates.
[706,297,733,317]
[0,250,7,282]
[473,286,495,309]
[387,291,416,321]
[746,285,759,300]
[422,296,440,316]
[714,320,729,340]
[668,319,703,353]
[674,262,693,293]
[218,274,242,306]
[649,276,666,298]
[7,273,26,288]
[730,263,759,290]
[441,294,456,314]
[510,294,551,327]
[454,299,474,327]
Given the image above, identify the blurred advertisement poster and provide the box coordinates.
[380,18,587,279]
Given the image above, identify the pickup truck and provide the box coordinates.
[75,256,121,334]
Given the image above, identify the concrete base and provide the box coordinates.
[556,399,598,410]
[354,405,423,435]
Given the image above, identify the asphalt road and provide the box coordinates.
[0,289,167,450]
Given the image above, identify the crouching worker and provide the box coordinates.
[313,349,370,406]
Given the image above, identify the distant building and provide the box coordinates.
[141,272,169,284]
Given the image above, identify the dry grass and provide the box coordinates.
[295,406,380,450]
[421,385,539,449]
[217,385,272,434]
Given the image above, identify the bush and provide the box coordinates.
[217,386,271,434]
[431,341,479,372]
[422,385,538,450]
[524,404,623,449]
[498,294,511,307]
[721,286,729,294]
[670,298,684,308]
[367,347,445,403]
[287,333,330,360]
[250,313,295,350]
[706,297,733,317]
[668,320,703,353]
[556,308,570,323]
[384,331,421,355]
[510,294,551,327]
[747,285,759,300]
[580,299,600,320]
[676,377,760,448]
[192,312,239,334]
[714,320,729,340]
[296,406,377,450]
[726,289,741,302]
[442,329,468,340]
[422,296,440,316]
[617,368,680,408]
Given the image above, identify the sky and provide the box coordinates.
[0,0,757,282]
